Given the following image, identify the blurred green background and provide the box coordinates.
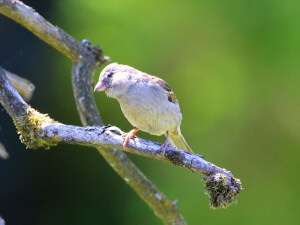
[1,0,300,224]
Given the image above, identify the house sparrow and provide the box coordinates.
[94,63,193,153]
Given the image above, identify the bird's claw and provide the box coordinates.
[121,128,139,149]
[159,139,172,157]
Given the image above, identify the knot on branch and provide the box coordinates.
[14,106,58,149]
[81,39,110,67]
[203,173,242,209]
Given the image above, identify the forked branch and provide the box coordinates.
[0,1,242,224]
[0,0,188,222]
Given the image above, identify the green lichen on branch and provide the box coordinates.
[165,149,184,166]
[14,106,59,149]
[203,173,242,209]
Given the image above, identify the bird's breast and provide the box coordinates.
[118,85,182,135]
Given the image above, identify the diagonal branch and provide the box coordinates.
[0,0,97,62]
[0,67,242,209]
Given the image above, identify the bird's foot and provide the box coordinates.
[160,138,172,156]
[121,128,139,149]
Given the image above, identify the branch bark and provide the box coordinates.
[0,67,242,209]
[0,66,35,101]
[0,0,96,62]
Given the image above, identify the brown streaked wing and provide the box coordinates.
[149,75,178,103]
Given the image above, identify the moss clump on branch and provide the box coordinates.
[14,106,58,149]
[203,173,242,209]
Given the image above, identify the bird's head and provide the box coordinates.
[94,63,137,98]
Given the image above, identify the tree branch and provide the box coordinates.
[0,0,103,63]
[0,68,28,118]
[1,1,186,222]
[0,67,242,209]
[0,66,35,101]
[0,0,187,219]
[0,0,242,223]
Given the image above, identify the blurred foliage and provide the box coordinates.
[1,0,300,224]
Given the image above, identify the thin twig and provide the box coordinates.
[0,66,35,101]
[0,142,9,159]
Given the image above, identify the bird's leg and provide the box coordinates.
[160,131,172,156]
[121,128,139,149]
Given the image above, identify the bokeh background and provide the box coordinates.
[1,0,300,224]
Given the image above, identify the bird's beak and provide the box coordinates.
[94,80,108,92]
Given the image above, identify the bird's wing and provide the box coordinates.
[148,75,178,104]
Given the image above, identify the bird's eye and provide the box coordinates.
[107,72,113,78]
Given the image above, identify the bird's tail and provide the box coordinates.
[169,129,193,153]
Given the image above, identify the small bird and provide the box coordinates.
[94,63,193,153]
